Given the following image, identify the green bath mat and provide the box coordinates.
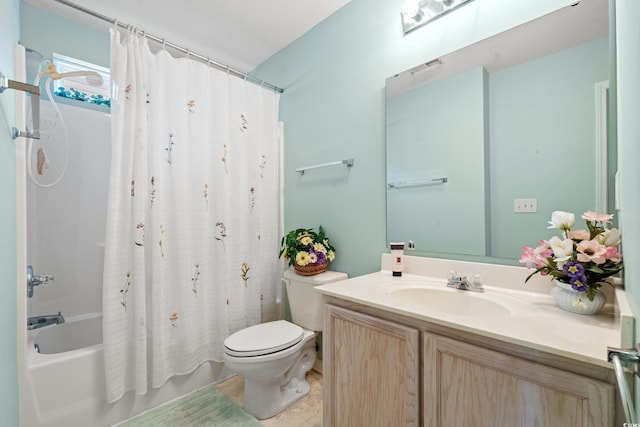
[121,385,263,427]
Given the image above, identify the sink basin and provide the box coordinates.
[388,287,513,318]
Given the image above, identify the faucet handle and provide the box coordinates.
[468,274,485,292]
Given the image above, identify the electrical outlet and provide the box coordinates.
[514,198,537,213]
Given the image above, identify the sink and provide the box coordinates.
[387,287,513,318]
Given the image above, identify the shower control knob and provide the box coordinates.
[27,265,54,298]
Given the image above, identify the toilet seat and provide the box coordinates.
[224,320,304,357]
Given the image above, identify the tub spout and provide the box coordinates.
[28,312,65,330]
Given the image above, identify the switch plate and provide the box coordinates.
[514,198,537,213]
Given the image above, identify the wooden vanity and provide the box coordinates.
[317,256,629,426]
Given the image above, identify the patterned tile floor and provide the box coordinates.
[216,370,323,427]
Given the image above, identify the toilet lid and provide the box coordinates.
[224,320,304,357]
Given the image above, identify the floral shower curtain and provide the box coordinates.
[103,28,281,403]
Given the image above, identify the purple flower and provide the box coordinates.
[570,275,588,292]
[315,251,326,265]
[562,261,584,278]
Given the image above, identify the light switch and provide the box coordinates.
[514,198,537,213]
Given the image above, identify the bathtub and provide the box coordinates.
[23,312,231,427]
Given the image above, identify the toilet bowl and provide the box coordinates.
[223,268,347,420]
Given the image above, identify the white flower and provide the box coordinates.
[548,236,573,263]
[313,243,327,254]
[548,211,575,231]
[601,228,621,247]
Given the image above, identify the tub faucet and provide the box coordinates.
[27,312,65,330]
[447,271,484,293]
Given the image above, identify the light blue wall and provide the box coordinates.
[20,4,109,70]
[490,38,609,258]
[253,0,580,277]
[387,67,488,256]
[0,0,20,424]
[616,1,640,409]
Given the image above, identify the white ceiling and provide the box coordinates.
[23,0,352,72]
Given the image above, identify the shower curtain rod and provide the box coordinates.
[52,0,284,93]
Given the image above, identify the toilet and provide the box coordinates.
[223,268,347,419]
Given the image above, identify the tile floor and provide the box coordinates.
[216,370,323,427]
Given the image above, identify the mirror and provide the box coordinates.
[386,0,611,264]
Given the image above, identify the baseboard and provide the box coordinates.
[312,359,323,374]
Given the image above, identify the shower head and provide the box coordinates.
[56,70,104,86]
[34,62,104,87]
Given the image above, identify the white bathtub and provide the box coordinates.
[23,312,231,427]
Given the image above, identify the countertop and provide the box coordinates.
[316,256,630,369]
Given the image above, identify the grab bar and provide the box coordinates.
[296,158,354,175]
[608,345,640,424]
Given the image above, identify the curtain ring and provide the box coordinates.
[244,73,248,81]
[226,66,231,76]
[162,38,166,50]
[185,49,190,60]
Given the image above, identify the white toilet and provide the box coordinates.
[223,268,347,419]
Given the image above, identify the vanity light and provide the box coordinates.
[401,0,425,22]
[401,0,475,35]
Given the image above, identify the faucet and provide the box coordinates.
[27,312,65,330]
[447,271,484,292]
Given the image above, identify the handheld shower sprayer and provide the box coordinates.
[34,61,104,87]
[27,61,105,188]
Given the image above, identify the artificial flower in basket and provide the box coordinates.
[519,211,623,314]
[279,226,336,276]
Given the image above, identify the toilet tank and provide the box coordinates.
[283,268,348,332]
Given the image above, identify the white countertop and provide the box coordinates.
[316,255,630,369]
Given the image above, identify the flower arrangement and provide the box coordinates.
[279,226,336,275]
[519,211,623,301]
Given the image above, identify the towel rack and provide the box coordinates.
[608,345,640,424]
[296,158,354,175]
[0,71,41,140]
[387,177,448,189]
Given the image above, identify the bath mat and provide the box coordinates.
[120,385,263,427]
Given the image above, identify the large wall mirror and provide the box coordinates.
[385,0,613,265]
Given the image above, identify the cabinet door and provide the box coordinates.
[324,305,419,427]
[423,333,614,427]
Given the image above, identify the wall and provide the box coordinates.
[20,4,109,69]
[489,37,609,258]
[615,0,640,411]
[0,0,20,424]
[387,67,488,256]
[253,0,580,278]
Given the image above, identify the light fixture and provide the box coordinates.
[401,0,475,36]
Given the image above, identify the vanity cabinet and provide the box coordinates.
[423,332,614,426]
[323,304,420,427]
[323,300,617,427]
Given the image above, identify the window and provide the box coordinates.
[51,53,110,107]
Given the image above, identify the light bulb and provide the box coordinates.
[402,0,424,22]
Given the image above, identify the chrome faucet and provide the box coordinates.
[27,312,65,330]
[447,271,484,292]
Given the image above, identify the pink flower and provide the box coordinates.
[581,211,613,223]
[603,246,623,263]
[519,241,552,269]
[576,240,607,264]
[567,229,590,240]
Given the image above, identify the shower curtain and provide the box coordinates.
[103,28,281,403]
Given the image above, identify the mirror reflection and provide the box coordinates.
[386,0,611,263]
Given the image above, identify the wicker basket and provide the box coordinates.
[294,261,328,276]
